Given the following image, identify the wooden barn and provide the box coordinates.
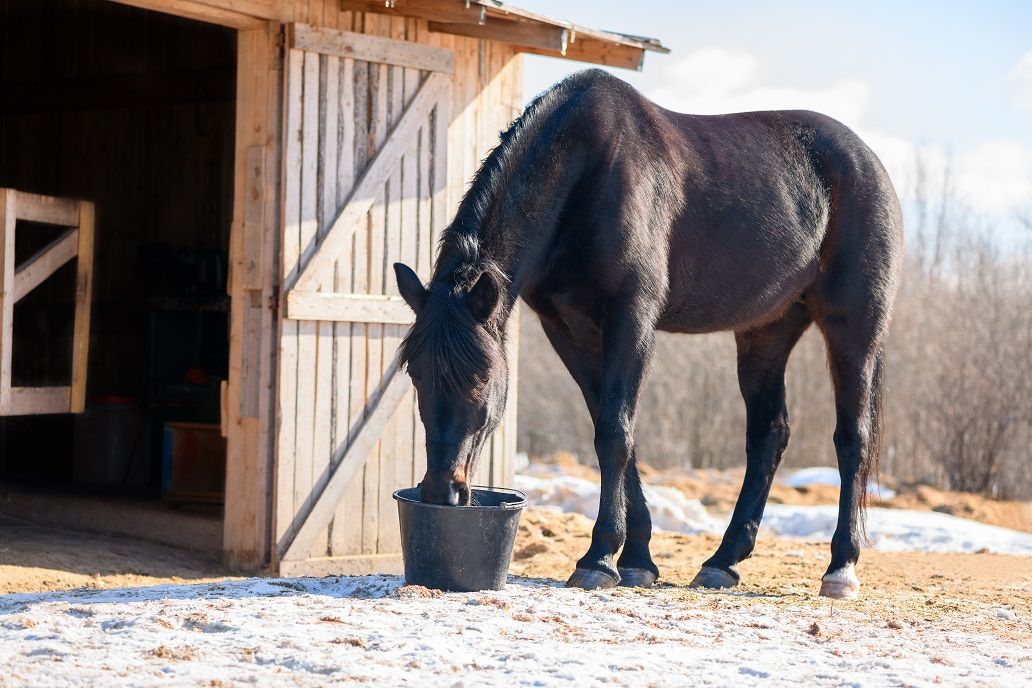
[0,0,666,575]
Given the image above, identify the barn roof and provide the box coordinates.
[345,1,670,70]
[117,1,669,70]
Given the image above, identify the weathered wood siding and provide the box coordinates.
[272,6,522,570]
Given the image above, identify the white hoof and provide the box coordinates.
[820,564,860,599]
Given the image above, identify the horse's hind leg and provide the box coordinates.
[815,320,885,599]
[691,302,811,590]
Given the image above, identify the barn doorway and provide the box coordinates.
[0,0,236,552]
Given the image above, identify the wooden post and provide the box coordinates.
[0,189,14,411]
[224,24,282,571]
[70,202,95,413]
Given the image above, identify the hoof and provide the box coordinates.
[820,565,860,599]
[617,567,658,588]
[566,568,619,590]
[689,566,739,590]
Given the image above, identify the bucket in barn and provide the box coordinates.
[393,486,527,592]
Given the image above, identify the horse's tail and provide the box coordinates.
[859,344,886,534]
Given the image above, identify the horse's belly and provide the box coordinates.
[658,260,817,334]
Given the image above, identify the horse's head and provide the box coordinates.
[394,262,509,506]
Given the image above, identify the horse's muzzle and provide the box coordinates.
[419,474,471,506]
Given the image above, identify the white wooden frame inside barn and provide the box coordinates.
[6,0,665,576]
[0,189,93,416]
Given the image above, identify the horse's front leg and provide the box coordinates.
[567,308,656,590]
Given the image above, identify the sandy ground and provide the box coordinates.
[0,516,232,595]
[3,507,1029,642]
[511,508,1032,644]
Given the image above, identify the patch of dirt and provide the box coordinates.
[653,468,844,511]
[393,585,443,599]
[148,644,198,662]
[510,506,1032,644]
[0,516,232,594]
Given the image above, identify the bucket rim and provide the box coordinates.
[393,485,527,511]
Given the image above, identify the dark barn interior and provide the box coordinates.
[0,0,236,527]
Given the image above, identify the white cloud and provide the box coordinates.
[648,49,870,129]
[954,140,1032,215]
[645,49,1032,220]
[1007,51,1032,110]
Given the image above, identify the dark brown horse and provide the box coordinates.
[395,69,903,599]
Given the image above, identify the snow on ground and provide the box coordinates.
[516,473,723,534]
[783,466,897,500]
[515,473,1032,555]
[763,504,1032,554]
[2,575,1029,687]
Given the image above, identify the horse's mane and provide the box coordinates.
[399,72,602,393]
[435,70,600,283]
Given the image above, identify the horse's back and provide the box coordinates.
[637,104,903,333]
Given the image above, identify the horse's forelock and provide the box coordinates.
[400,287,501,398]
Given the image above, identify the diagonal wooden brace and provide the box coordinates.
[280,350,413,561]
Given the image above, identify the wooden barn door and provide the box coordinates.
[274,23,453,574]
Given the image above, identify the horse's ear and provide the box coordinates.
[394,262,428,314]
[468,270,501,323]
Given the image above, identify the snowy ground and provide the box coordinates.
[2,574,1029,688]
[515,473,1032,555]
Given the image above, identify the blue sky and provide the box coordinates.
[513,0,1032,238]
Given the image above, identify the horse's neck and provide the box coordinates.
[434,102,589,325]
[483,144,586,300]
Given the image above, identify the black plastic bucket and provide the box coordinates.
[394,486,527,592]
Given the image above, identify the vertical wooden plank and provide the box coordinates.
[399,26,422,492]
[308,52,339,558]
[337,55,371,557]
[258,24,284,568]
[330,55,361,557]
[0,189,15,411]
[70,201,94,413]
[276,48,304,547]
[502,304,520,486]
[376,14,409,553]
[362,48,389,555]
[294,50,320,536]
[430,73,450,266]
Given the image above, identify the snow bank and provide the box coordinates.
[783,466,897,500]
[516,473,1032,555]
[515,473,723,534]
[1,575,1028,687]
[762,504,1032,554]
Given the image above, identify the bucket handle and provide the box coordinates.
[472,484,527,509]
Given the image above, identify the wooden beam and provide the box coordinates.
[12,191,80,227]
[290,24,454,74]
[285,293,414,324]
[109,0,268,29]
[521,40,646,71]
[291,71,450,293]
[278,553,404,577]
[340,0,486,25]
[70,203,95,414]
[428,19,568,53]
[0,190,14,410]
[6,387,71,416]
[13,228,79,302]
[279,356,412,562]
